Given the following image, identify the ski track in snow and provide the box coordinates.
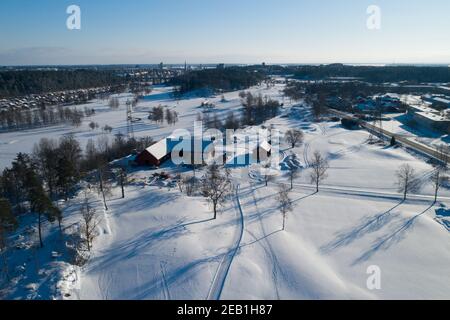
[207,185,244,300]
[303,128,354,168]
[249,182,282,299]
[160,262,172,300]
[303,141,310,167]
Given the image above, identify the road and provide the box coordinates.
[328,109,450,164]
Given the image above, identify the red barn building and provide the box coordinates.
[135,138,170,167]
[135,136,215,167]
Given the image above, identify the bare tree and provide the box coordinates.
[202,164,233,219]
[165,109,173,125]
[436,144,450,169]
[224,111,240,130]
[131,95,139,108]
[96,135,110,157]
[176,173,183,193]
[287,155,301,190]
[109,97,120,109]
[396,164,421,201]
[312,93,326,121]
[431,145,450,203]
[430,170,448,203]
[149,106,165,123]
[261,163,275,187]
[181,175,199,197]
[277,184,293,231]
[103,125,113,133]
[116,167,127,199]
[285,129,304,149]
[172,111,179,125]
[96,165,112,211]
[309,151,329,193]
[80,193,100,252]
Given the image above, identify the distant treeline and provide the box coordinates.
[172,67,266,94]
[285,81,448,102]
[290,64,450,84]
[0,69,123,98]
[0,106,87,132]
[198,91,281,131]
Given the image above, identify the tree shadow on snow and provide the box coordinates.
[88,217,214,272]
[352,203,434,265]
[239,230,283,249]
[111,192,180,217]
[320,200,405,254]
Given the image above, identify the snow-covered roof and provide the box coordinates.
[408,104,439,114]
[145,136,214,160]
[258,140,272,152]
[433,97,450,105]
[145,138,168,160]
[415,111,450,122]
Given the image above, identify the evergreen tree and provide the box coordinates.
[56,156,78,201]
[224,111,240,130]
[27,170,57,248]
[56,135,82,199]
[33,138,59,198]
[0,198,17,280]
[7,154,37,213]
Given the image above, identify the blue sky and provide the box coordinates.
[0,0,449,65]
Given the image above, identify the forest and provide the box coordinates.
[171,67,267,94]
[289,64,450,84]
[0,69,123,98]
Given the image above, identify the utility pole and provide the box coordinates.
[126,99,134,139]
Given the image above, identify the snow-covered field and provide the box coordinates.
[72,119,450,300]
[2,84,450,300]
[0,84,285,170]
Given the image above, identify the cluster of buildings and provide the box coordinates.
[326,95,405,114]
[404,95,450,133]
[135,135,272,168]
[326,93,450,134]
[421,94,450,110]
[353,95,405,114]
[405,103,450,133]
[325,96,352,111]
[119,67,183,85]
[0,87,113,112]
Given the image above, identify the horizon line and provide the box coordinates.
[2,62,450,68]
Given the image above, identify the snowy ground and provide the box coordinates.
[71,107,450,300]
[0,84,286,170]
[2,84,450,300]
